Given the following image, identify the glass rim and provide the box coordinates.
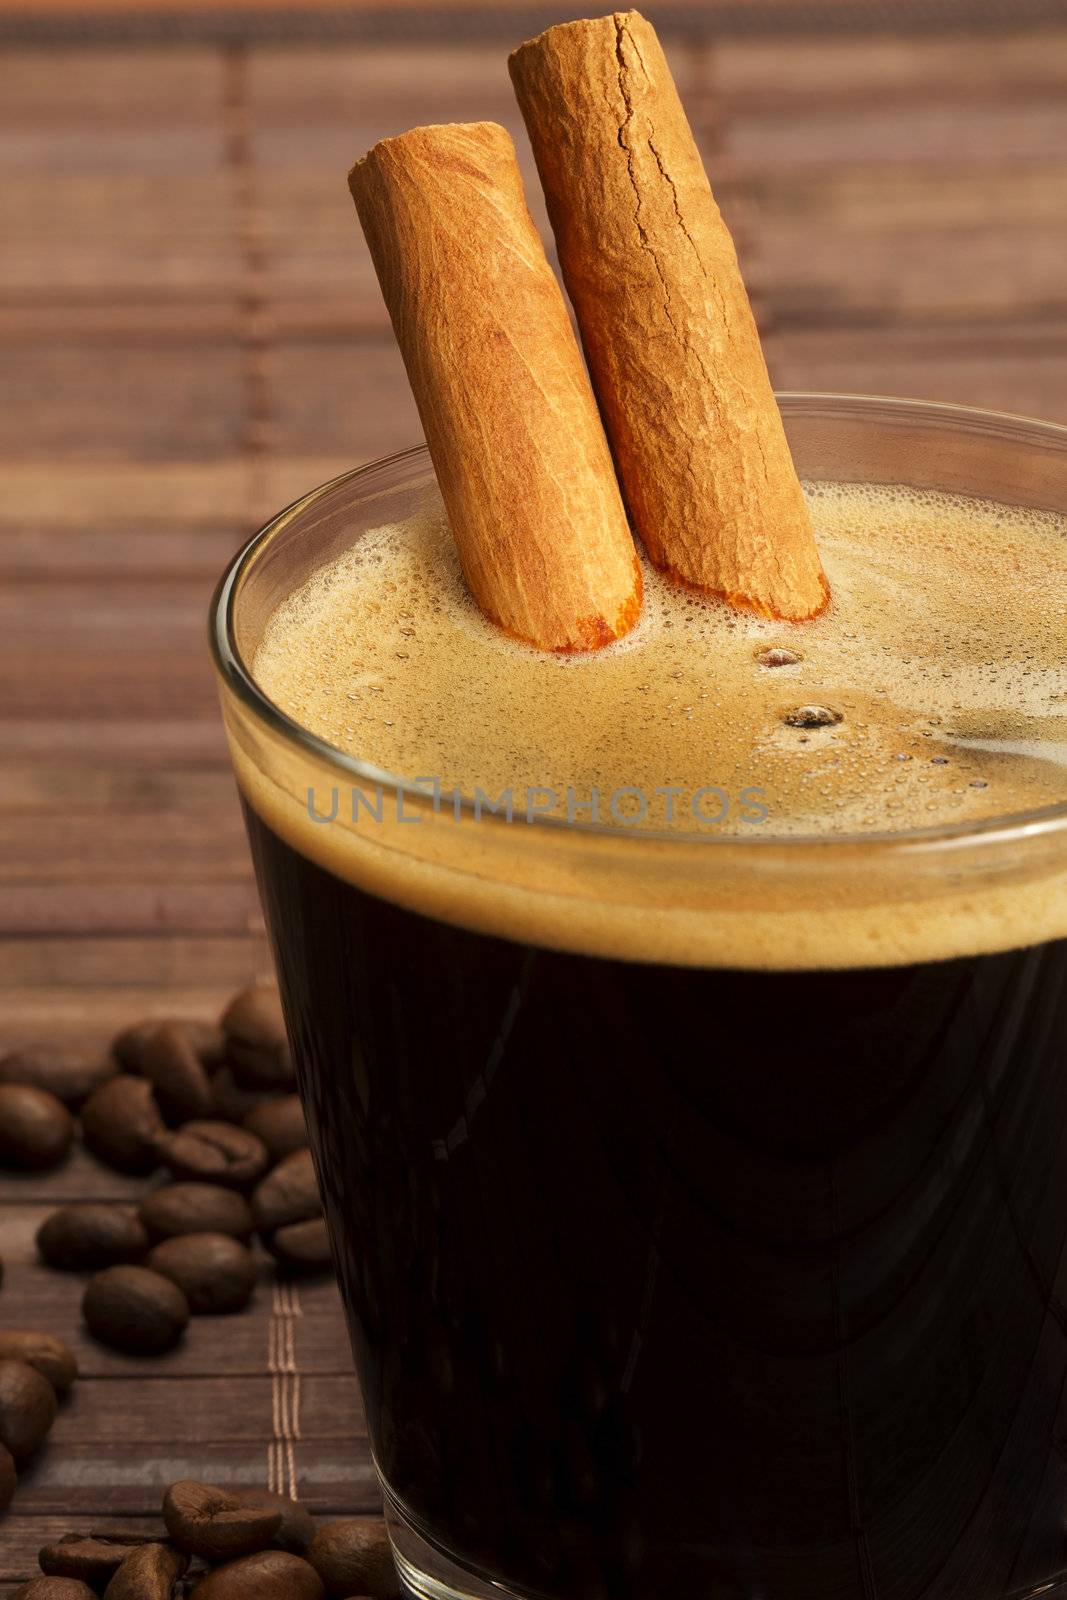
[210,391,1067,857]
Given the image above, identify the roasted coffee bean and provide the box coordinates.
[117,1022,215,1125]
[210,1068,274,1125]
[192,1022,228,1074]
[191,1549,323,1600]
[222,986,285,1048]
[154,1122,268,1190]
[0,1359,58,1460]
[39,1533,154,1587]
[83,1266,189,1355]
[147,1234,257,1315]
[81,1076,163,1175]
[163,1479,283,1561]
[113,1018,166,1069]
[37,1204,149,1272]
[306,1521,399,1597]
[139,1183,253,1243]
[244,1096,307,1161]
[228,1044,296,1093]
[0,1330,78,1394]
[222,987,294,1090]
[102,1542,187,1600]
[252,1149,321,1235]
[267,1217,332,1274]
[0,1047,115,1108]
[15,1581,98,1600]
[230,1488,315,1554]
[114,1019,226,1075]
[0,1085,74,1171]
[0,1441,14,1511]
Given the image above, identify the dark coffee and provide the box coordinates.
[245,799,1067,1600]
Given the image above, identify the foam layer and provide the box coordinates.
[234,481,1067,969]
[254,483,1067,837]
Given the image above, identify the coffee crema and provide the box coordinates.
[237,482,1067,971]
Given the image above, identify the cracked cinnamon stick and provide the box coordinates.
[509,12,829,621]
[348,121,642,652]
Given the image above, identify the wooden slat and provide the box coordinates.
[0,1517,162,1587]
[0,576,236,644]
[0,294,374,343]
[2,174,238,300]
[0,0,801,13]
[758,220,1067,326]
[0,1151,147,1208]
[0,765,235,810]
[0,454,382,529]
[713,29,1067,110]
[0,346,243,460]
[0,461,249,527]
[0,988,252,1047]
[40,1376,364,1445]
[0,936,261,989]
[0,818,248,885]
[7,1440,379,1517]
[0,49,225,125]
[0,884,259,937]
[768,321,1067,422]
[727,99,1067,175]
[747,166,1067,236]
[271,337,418,457]
[0,722,228,764]
[245,36,706,120]
[0,526,246,581]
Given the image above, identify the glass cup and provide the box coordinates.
[211,395,1067,1600]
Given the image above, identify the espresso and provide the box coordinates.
[238,480,1067,1599]
[244,805,1067,1600]
[246,482,1067,971]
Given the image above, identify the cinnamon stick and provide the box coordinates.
[348,121,642,652]
[509,12,830,621]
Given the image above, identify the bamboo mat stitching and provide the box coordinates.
[4,1,1067,46]
[268,1280,304,1500]
[223,43,274,536]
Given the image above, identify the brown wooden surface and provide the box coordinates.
[1,10,1066,1589]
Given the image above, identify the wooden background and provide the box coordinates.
[2,1,1067,1588]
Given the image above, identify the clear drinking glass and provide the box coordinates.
[211,396,1067,1600]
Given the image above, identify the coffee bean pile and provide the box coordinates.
[0,987,331,1366]
[0,1330,79,1514]
[14,1485,400,1600]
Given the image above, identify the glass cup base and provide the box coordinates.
[384,1487,530,1600]
[383,1486,1067,1600]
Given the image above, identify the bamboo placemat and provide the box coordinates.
[1,7,1066,1589]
